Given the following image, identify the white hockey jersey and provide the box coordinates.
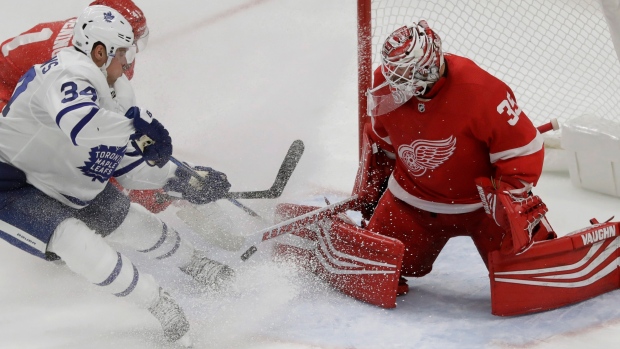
[0,48,174,208]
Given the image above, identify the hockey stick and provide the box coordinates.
[162,140,305,200]
[227,139,305,199]
[225,138,303,215]
[169,140,304,217]
[237,195,360,261]
[169,157,262,217]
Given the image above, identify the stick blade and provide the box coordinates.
[268,139,304,196]
[228,140,304,199]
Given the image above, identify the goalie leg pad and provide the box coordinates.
[489,221,620,316]
[274,203,404,308]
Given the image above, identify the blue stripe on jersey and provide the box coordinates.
[61,193,92,207]
[69,107,99,146]
[55,101,98,125]
[2,67,37,117]
[125,149,141,156]
[112,157,145,177]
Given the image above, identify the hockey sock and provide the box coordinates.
[48,218,160,308]
[105,203,194,266]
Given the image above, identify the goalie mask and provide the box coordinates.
[367,20,444,116]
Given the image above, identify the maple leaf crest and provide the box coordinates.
[78,145,127,183]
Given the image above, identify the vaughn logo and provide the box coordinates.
[78,145,126,183]
[580,225,617,245]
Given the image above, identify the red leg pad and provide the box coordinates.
[274,203,405,308]
[490,221,620,316]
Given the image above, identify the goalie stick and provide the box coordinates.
[236,119,559,261]
[237,195,360,261]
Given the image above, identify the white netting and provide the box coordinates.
[367,0,620,129]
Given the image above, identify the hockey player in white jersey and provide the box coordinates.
[0,5,234,346]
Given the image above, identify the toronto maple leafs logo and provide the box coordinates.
[78,145,127,183]
[103,11,115,22]
[398,136,457,177]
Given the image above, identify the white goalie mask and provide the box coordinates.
[367,20,444,116]
[72,5,137,71]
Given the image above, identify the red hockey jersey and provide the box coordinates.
[0,18,135,109]
[367,54,544,214]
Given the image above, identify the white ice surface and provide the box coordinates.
[1,1,620,348]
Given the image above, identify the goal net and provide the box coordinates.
[357,0,620,157]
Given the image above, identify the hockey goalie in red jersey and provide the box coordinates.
[275,19,620,316]
[358,20,557,287]
[274,19,592,312]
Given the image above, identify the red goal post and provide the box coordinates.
[357,0,620,157]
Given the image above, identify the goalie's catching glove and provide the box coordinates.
[125,107,173,168]
[164,164,231,205]
[475,177,549,255]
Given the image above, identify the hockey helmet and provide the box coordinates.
[367,20,444,116]
[89,0,149,52]
[72,5,136,66]
[381,20,443,97]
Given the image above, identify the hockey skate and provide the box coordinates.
[148,288,192,346]
[180,251,235,290]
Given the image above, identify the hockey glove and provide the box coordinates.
[125,107,173,168]
[475,177,549,255]
[352,125,395,222]
[164,165,231,205]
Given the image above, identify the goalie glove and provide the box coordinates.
[475,177,548,255]
[352,125,395,222]
[164,164,231,205]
